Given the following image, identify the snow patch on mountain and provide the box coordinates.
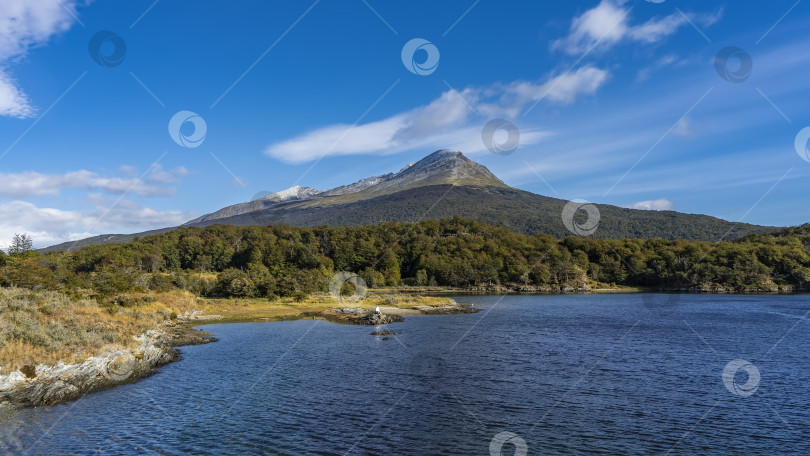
[264,185,321,201]
[321,173,394,196]
[399,162,415,173]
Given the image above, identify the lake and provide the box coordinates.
[2,294,809,455]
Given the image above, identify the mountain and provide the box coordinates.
[187,149,506,226]
[264,185,321,201]
[43,150,773,251]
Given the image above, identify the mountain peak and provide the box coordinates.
[418,149,465,164]
[186,149,505,225]
[266,185,321,201]
[46,148,773,251]
[389,149,504,189]
[430,148,463,156]
[321,149,504,199]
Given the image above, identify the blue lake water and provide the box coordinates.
[2,294,810,455]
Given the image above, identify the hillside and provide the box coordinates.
[194,184,766,241]
[14,218,810,300]
[43,150,772,251]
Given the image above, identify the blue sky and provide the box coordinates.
[0,0,809,247]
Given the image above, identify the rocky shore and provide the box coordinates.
[324,299,478,324]
[0,324,214,408]
[413,299,478,315]
[0,298,476,409]
[323,307,406,325]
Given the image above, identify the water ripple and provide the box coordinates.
[2,294,810,455]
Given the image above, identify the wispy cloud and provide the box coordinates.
[0,71,34,118]
[0,199,195,249]
[0,165,189,198]
[262,1,725,166]
[264,66,608,163]
[671,115,693,138]
[552,0,721,55]
[626,198,674,211]
[0,0,84,118]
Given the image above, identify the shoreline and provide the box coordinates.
[379,285,810,295]
[0,325,215,409]
[2,286,805,410]
[0,296,476,409]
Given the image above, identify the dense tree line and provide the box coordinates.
[1,218,809,302]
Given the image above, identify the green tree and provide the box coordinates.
[360,267,386,288]
[415,269,428,286]
[0,257,56,289]
[215,268,256,298]
[8,233,33,255]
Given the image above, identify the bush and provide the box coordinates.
[92,266,135,295]
[215,269,256,298]
[148,274,176,292]
[360,267,385,288]
[0,258,57,290]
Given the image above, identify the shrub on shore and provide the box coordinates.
[0,288,203,374]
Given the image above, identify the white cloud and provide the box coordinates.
[0,0,83,118]
[0,199,194,250]
[553,0,630,54]
[263,0,723,166]
[141,165,189,185]
[636,54,678,82]
[628,13,687,44]
[552,0,720,55]
[671,115,693,138]
[477,66,610,118]
[0,70,34,118]
[626,198,675,211]
[0,165,189,198]
[528,66,609,104]
[265,66,608,163]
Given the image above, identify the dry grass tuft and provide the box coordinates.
[0,287,452,374]
[0,288,203,373]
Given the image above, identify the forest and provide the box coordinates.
[1,217,809,305]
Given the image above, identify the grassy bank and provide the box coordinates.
[0,287,454,374]
[198,293,453,323]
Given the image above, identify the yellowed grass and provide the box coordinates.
[0,288,202,373]
[0,287,451,374]
[195,293,451,322]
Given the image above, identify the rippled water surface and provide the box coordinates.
[3,294,810,455]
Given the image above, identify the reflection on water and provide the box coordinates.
[2,294,809,455]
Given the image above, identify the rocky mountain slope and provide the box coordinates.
[43,149,772,251]
[186,150,504,225]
